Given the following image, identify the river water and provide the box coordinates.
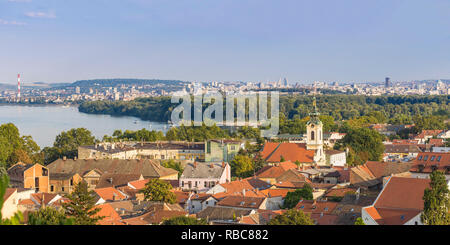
[0,105,169,147]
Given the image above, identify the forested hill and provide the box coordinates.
[78,95,450,124]
[71,79,187,88]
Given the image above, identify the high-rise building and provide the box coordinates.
[385,77,391,88]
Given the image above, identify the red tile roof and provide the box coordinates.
[260,142,315,163]
[217,196,266,209]
[410,152,450,173]
[95,203,126,225]
[260,188,291,198]
[295,200,338,214]
[94,187,127,202]
[364,177,431,225]
[128,179,150,190]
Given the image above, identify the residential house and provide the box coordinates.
[186,193,218,214]
[206,177,272,196]
[196,206,254,225]
[350,161,412,189]
[49,173,82,195]
[216,196,268,210]
[1,188,18,219]
[121,203,187,225]
[362,177,431,225]
[255,161,298,184]
[383,144,421,162]
[409,152,450,180]
[180,161,231,192]
[94,187,128,202]
[7,163,50,193]
[325,150,346,167]
[78,141,205,161]
[47,158,179,190]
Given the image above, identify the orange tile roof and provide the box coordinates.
[260,188,291,198]
[217,196,266,209]
[410,152,450,173]
[95,203,125,225]
[260,142,315,163]
[310,213,339,225]
[18,199,35,205]
[128,179,150,190]
[94,187,127,202]
[216,177,272,195]
[295,200,338,214]
[30,193,59,206]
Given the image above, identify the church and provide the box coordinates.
[260,96,327,166]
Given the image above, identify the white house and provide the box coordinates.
[361,177,432,225]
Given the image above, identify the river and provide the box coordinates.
[0,105,169,147]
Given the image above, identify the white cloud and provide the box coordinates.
[0,19,27,25]
[25,11,56,19]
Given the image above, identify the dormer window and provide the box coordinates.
[431,165,438,171]
[430,156,435,161]
[437,156,441,162]
[418,156,423,161]
[423,156,428,161]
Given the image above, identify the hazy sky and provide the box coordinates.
[0,0,449,84]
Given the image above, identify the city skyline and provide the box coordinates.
[1,0,449,83]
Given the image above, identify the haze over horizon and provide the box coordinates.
[1,0,449,84]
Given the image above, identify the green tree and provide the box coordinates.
[161,160,184,178]
[421,171,450,225]
[63,181,103,225]
[0,168,24,225]
[230,154,254,178]
[28,207,75,225]
[0,123,41,167]
[161,216,208,225]
[44,128,96,164]
[282,184,314,209]
[354,217,365,225]
[334,127,384,166]
[268,209,314,225]
[140,178,176,204]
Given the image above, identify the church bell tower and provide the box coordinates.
[306,86,325,165]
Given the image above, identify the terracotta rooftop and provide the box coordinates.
[94,187,128,202]
[410,152,450,173]
[260,142,315,163]
[363,177,431,225]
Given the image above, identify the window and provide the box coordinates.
[50,185,54,192]
[204,182,207,187]
[418,156,423,160]
[231,146,236,151]
[423,156,428,161]
[311,131,315,141]
[437,156,441,162]
[70,179,74,186]
[62,187,65,192]
[430,156,435,161]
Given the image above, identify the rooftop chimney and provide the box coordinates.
[222,162,226,168]
[209,163,214,168]
[63,156,67,161]
[193,161,197,168]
